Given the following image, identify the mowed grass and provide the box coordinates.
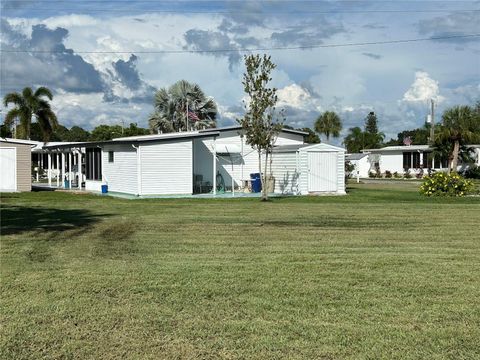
[1,184,479,359]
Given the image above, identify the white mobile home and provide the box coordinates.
[345,153,370,178]
[42,126,346,196]
[362,144,480,175]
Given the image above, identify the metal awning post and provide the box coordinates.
[213,137,216,195]
[56,153,60,187]
[77,150,82,189]
[68,152,72,189]
[47,152,52,187]
[61,152,66,188]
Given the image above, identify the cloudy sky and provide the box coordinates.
[1,0,479,143]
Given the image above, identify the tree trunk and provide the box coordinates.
[450,140,460,173]
[258,150,264,197]
[262,150,269,201]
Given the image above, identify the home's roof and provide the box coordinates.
[199,125,308,136]
[43,131,220,149]
[346,153,368,160]
[273,143,345,153]
[272,144,311,153]
[363,145,431,152]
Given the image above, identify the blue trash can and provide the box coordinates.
[101,184,108,194]
[250,173,262,193]
[64,180,70,188]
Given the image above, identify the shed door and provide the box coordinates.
[308,152,337,192]
[0,148,17,191]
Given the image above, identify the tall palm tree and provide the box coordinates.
[3,86,58,141]
[149,80,217,133]
[437,105,480,173]
[314,111,342,141]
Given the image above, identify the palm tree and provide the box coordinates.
[314,111,342,141]
[3,86,58,141]
[149,80,217,133]
[343,126,366,153]
[437,105,480,173]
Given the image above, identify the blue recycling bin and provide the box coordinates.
[64,180,70,188]
[101,184,108,194]
[250,173,262,193]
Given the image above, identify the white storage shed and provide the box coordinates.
[0,139,34,192]
[271,143,346,195]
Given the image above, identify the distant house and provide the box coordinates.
[345,153,370,178]
[0,138,35,192]
[362,144,480,175]
[35,126,346,196]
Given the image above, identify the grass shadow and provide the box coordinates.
[0,204,110,236]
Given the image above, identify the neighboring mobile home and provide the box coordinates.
[362,144,480,175]
[0,138,34,192]
[345,153,370,178]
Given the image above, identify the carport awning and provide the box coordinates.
[215,144,241,154]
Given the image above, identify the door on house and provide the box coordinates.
[307,152,337,192]
[0,148,17,191]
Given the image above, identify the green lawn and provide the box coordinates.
[1,184,479,359]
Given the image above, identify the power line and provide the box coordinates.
[5,0,477,2]
[2,8,479,13]
[1,34,479,54]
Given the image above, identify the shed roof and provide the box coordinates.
[1,138,41,146]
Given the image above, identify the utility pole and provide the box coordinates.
[429,99,435,145]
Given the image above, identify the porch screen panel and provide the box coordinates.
[86,148,102,180]
[403,152,412,169]
[412,152,420,168]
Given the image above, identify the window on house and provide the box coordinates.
[423,152,432,168]
[108,151,114,163]
[412,152,420,168]
[403,152,412,169]
[86,148,102,181]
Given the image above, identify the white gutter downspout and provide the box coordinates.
[132,144,141,196]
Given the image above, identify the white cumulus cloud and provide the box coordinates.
[402,71,444,103]
[276,84,322,111]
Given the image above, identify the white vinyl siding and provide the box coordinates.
[140,140,193,195]
[102,144,138,194]
[271,152,300,194]
[193,130,305,189]
[273,144,345,195]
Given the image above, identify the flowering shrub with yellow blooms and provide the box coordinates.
[420,172,474,197]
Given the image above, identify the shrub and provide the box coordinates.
[463,165,480,179]
[420,172,474,197]
[404,169,412,179]
[368,171,376,178]
[393,171,401,179]
[385,170,392,178]
[416,168,424,179]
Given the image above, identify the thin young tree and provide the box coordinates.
[3,86,58,141]
[314,111,342,141]
[238,54,284,201]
